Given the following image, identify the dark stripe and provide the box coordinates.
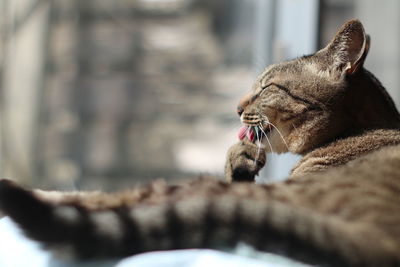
[262,83,322,110]
[166,203,183,249]
[254,204,350,267]
[71,207,125,259]
[200,200,216,247]
[228,200,243,246]
[72,207,98,258]
[114,206,144,256]
[255,205,282,251]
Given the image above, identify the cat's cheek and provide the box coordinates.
[279,112,297,122]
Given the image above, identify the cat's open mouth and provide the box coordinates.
[238,125,272,142]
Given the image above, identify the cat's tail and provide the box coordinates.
[0,179,398,266]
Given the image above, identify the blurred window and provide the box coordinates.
[1,0,399,189]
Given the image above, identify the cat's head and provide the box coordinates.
[237,19,400,154]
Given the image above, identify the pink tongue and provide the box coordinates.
[238,126,255,142]
[238,126,247,140]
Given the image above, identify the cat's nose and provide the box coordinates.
[237,92,253,116]
[237,106,244,116]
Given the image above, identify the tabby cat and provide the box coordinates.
[1,20,400,267]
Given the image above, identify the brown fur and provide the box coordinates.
[1,20,400,267]
[225,19,400,181]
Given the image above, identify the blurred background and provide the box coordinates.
[0,0,399,190]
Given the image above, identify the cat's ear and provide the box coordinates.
[322,19,370,75]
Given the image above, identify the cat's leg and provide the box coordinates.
[225,139,266,182]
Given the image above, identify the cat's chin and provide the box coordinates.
[256,124,273,145]
[261,128,292,154]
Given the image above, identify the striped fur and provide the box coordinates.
[2,19,400,267]
[2,146,400,266]
[226,19,400,182]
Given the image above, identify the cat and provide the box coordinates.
[225,19,400,182]
[1,19,400,267]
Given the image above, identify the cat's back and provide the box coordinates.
[285,139,400,225]
[291,129,400,176]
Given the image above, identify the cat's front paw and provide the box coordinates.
[225,140,266,182]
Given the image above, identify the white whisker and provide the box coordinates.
[254,126,262,165]
[245,125,251,136]
[258,123,274,154]
[268,121,290,151]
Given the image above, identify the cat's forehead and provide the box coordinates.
[254,59,305,87]
[255,56,336,89]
